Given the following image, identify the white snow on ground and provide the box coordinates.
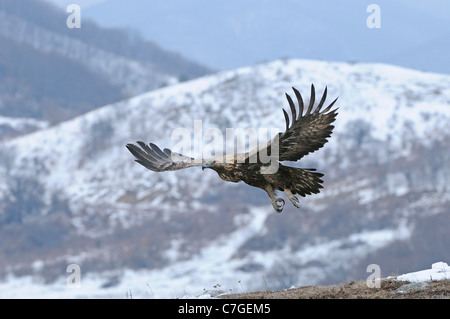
[396,262,450,282]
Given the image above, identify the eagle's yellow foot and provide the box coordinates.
[272,198,285,213]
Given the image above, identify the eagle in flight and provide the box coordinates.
[126,85,338,213]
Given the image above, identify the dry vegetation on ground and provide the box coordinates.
[221,279,450,299]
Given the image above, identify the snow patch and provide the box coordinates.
[396,262,450,282]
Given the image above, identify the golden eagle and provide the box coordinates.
[126,85,338,213]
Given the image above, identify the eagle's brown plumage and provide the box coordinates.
[126,84,338,213]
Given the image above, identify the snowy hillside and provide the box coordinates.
[0,59,449,298]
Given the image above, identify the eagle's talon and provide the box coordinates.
[289,195,300,208]
[272,198,285,213]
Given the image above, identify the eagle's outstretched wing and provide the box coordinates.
[249,84,338,163]
[126,141,202,172]
[128,85,337,171]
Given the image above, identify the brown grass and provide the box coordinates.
[220,278,450,299]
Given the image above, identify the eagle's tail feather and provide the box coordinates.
[289,167,324,197]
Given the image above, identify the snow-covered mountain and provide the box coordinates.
[0,59,449,298]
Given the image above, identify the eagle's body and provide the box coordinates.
[126,85,338,212]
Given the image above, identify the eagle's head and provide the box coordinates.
[202,160,235,172]
[202,161,215,171]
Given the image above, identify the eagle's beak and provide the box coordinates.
[202,163,213,171]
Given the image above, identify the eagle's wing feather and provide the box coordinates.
[249,84,338,162]
[126,141,202,172]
